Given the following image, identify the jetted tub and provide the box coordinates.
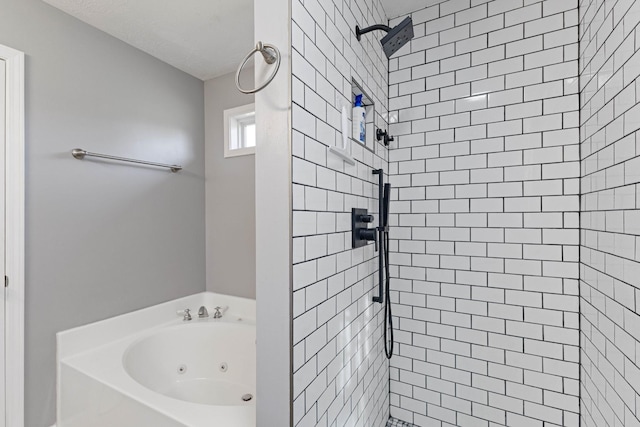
[57,292,256,427]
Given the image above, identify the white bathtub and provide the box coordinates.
[57,292,256,427]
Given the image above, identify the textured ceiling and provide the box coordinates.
[42,0,254,81]
[381,0,435,19]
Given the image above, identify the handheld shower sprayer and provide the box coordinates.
[372,169,394,360]
[351,170,395,359]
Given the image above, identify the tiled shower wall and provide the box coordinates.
[579,0,640,426]
[290,0,391,425]
[387,0,581,425]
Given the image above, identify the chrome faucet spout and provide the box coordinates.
[198,306,209,318]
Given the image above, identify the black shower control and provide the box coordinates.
[358,228,378,252]
[376,129,395,146]
[352,208,377,249]
[361,214,374,223]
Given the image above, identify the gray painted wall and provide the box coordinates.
[0,1,206,425]
[204,71,256,299]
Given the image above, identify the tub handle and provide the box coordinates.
[176,309,192,321]
[213,306,229,319]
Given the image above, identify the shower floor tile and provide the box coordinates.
[387,417,416,427]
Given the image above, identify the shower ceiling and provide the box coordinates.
[42,0,254,80]
[381,0,437,19]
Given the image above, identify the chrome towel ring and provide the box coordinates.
[235,42,281,94]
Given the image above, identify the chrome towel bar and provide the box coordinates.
[235,41,281,94]
[71,149,182,173]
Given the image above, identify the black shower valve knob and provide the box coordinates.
[360,214,374,223]
[358,228,378,251]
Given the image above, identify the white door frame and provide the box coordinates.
[0,44,25,427]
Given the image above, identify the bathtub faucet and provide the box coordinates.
[198,306,209,318]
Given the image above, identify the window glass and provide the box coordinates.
[224,103,256,157]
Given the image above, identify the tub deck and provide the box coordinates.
[57,292,256,427]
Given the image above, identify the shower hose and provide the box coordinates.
[383,229,394,359]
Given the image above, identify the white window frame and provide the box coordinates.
[224,103,256,158]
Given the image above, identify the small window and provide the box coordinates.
[224,103,256,157]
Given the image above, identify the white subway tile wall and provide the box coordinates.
[579,0,640,426]
[388,0,580,425]
[291,0,390,425]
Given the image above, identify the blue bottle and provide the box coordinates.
[352,94,366,143]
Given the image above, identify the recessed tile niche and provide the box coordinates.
[351,79,376,153]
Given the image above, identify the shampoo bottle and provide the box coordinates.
[352,94,366,143]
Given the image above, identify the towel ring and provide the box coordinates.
[236,42,281,94]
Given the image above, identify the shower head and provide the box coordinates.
[381,17,414,58]
[355,16,414,59]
